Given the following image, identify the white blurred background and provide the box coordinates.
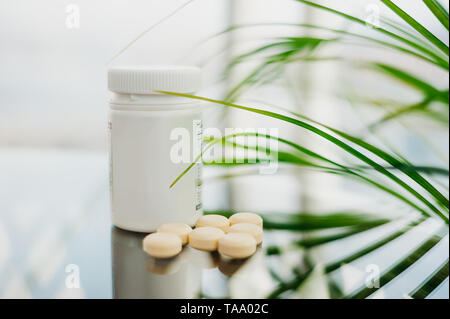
[1,0,447,150]
[0,0,230,148]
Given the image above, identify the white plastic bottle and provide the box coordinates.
[108,66,203,232]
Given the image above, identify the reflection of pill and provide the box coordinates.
[218,257,247,276]
[196,215,229,232]
[142,233,182,258]
[157,223,192,245]
[218,233,257,259]
[189,227,225,251]
[229,212,263,227]
[228,223,263,244]
[146,256,182,275]
[188,248,220,269]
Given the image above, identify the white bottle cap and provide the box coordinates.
[108,65,201,94]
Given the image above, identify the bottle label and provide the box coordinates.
[193,119,203,212]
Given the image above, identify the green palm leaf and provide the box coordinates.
[215,23,445,68]
[424,0,450,31]
[381,16,447,57]
[210,137,450,176]
[296,0,449,67]
[350,233,444,298]
[204,210,391,231]
[160,91,448,222]
[371,63,449,103]
[206,134,440,217]
[380,0,448,55]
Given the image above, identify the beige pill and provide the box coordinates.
[189,227,225,251]
[195,214,229,232]
[228,223,263,245]
[157,223,192,245]
[218,233,257,259]
[142,232,182,258]
[229,212,263,227]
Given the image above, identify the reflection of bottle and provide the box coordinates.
[111,227,201,299]
[108,66,203,232]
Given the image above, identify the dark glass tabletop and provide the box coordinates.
[0,149,448,299]
[0,150,285,298]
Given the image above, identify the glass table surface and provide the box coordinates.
[0,149,448,299]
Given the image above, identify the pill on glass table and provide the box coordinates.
[229,212,263,227]
[228,223,263,245]
[142,232,182,258]
[157,222,192,245]
[218,233,257,259]
[195,214,229,233]
[189,227,225,251]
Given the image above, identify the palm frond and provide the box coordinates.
[423,0,450,31]
[204,210,391,231]
[371,63,449,103]
[160,91,449,222]
[380,0,449,54]
[296,0,449,68]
